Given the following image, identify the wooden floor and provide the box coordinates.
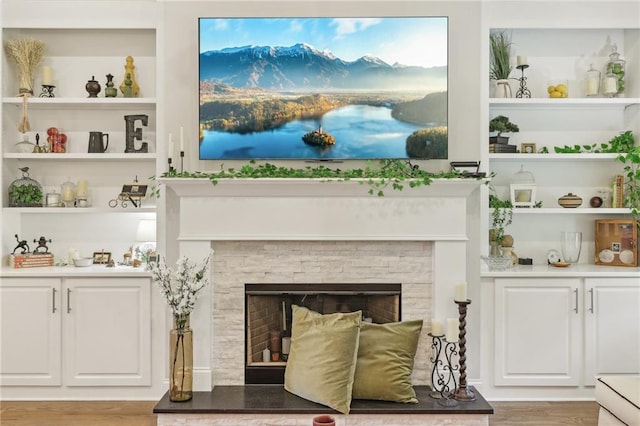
[0,400,599,426]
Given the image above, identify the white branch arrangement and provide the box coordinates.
[149,254,211,329]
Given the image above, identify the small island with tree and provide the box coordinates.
[302,124,336,147]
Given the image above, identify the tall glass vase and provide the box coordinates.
[169,313,193,402]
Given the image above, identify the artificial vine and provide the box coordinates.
[155,159,477,197]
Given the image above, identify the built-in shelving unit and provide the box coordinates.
[0,0,161,263]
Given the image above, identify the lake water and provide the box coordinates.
[199,105,427,159]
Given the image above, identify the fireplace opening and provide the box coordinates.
[244,283,401,384]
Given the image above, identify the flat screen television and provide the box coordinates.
[199,16,448,160]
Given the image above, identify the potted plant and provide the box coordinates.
[489,194,513,256]
[489,31,514,98]
[489,115,519,145]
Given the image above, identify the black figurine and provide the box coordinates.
[12,234,30,254]
[33,236,52,254]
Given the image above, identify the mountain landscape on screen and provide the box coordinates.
[198,17,448,160]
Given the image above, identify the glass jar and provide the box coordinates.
[585,64,600,97]
[605,45,625,97]
[60,178,76,208]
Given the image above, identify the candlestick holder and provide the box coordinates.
[452,299,476,402]
[515,65,531,98]
[180,151,184,174]
[428,332,459,406]
[168,158,174,173]
[39,84,55,98]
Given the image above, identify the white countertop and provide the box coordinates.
[1,264,152,278]
[481,263,640,278]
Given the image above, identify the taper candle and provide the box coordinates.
[168,133,174,161]
[180,126,184,152]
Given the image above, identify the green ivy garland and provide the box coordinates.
[154,159,479,197]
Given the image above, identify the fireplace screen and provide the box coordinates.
[245,283,401,384]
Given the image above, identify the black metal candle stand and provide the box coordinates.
[180,151,184,174]
[515,65,531,98]
[168,158,174,173]
[39,84,56,98]
[428,332,459,406]
[452,299,476,402]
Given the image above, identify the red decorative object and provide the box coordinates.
[313,415,335,426]
[46,127,67,153]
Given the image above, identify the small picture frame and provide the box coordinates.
[93,251,112,264]
[611,242,622,253]
[510,184,537,207]
[521,143,537,154]
[121,184,148,198]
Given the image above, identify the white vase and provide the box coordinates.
[495,79,512,98]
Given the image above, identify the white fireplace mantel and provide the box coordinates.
[161,177,485,241]
[160,177,484,390]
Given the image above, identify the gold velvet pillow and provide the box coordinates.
[284,305,362,414]
[352,319,423,403]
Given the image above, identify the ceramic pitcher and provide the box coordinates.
[88,131,109,153]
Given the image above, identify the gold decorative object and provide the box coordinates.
[119,55,140,97]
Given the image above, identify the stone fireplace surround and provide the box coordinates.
[161,177,483,391]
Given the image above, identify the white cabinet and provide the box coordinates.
[494,278,581,386]
[0,276,151,388]
[489,276,640,392]
[0,278,61,386]
[584,278,640,384]
[64,278,151,386]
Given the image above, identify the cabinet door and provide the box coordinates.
[584,278,640,385]
[63,278,151,386]
[0,278,61,386]
[495,278,581,386]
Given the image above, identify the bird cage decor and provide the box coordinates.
[8,167,43,207]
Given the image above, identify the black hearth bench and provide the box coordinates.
[153,385,494,416]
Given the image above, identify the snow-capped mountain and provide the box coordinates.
[199,43,446,91]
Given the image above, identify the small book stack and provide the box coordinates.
[612,175,624,208]
[9,253,54,268]
[489,144,517,153]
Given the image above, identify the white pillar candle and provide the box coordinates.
[454,282,467,302]
[586,78,599,96]
[282,337,291,355]
[42,66,54,86]
[446,318,459,343]
[517,56,527,67]
[76,180,89,197]
[431,319,443,336]
[262,348,270,363]
[180,126,185,152]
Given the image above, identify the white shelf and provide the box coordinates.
[489,98,640,109]
[2,97,156,109]
[509,208,632,215]
[3,207,156,214]
[481,263,640,278]
[3,153,156,161]
[489,153,622,161]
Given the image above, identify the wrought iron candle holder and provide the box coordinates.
[428,332,459,407]
[39,84,55,98]
[452,299,476,402]
[180,151,184,174]
[515,65,531,98]
[168,157,174,173]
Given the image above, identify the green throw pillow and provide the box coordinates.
[284,305,362,414]
[352,319,423,403]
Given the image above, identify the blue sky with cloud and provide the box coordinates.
[199,17,447,68]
